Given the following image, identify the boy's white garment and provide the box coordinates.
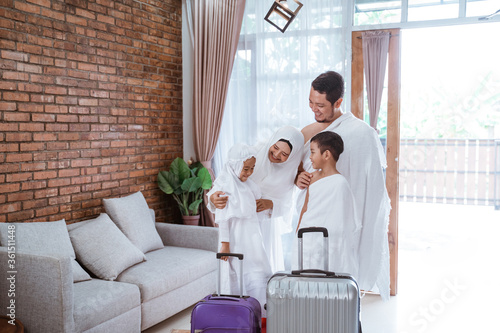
[299,112,391,300]
[206,143,272,315]
[295,174,361,279]
[251,126,304,272]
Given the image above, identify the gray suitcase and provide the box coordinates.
[266,227,361,333]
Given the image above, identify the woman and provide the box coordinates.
[211,126,304,272]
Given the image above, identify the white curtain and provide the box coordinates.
[213,0,346,174]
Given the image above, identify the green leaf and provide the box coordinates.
[197,167,212,190]
[158,170,177,194]
[188,199,203,215]
[181,177,202,193]
[170,158,191,183]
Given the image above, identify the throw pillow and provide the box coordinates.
[68,213,146,281]
[103,191,163,253]
[0,220,91,283]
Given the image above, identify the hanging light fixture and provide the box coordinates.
[264,0,303,33]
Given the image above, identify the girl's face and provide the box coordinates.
[309,141,324,170]
[239,157,256,182]
[268,141,291,163]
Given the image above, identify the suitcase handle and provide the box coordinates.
[298,227,329,238]
[216,252,244,298]
[297,227,329,271]
[217,253,243,260]
[291,269,338,277]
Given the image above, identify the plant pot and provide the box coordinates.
[182,215,200,226]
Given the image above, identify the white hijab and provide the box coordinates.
[209,143,261,223]
[251,126,304,215]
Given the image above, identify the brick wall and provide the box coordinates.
[0,0,183,223]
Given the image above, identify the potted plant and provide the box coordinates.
[158,158,212,225]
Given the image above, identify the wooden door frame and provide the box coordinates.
[351,29,401,296]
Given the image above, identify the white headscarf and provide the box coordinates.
[208,143,261,223]
[250,126,304,212]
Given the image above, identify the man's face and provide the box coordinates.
[309,87,335,123]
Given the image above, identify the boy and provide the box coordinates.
[295,131,361,278]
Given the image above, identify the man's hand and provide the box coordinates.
[256,199,273,212]
[219,242,230,261]
[295,171,312,190]
[210,191,228,209]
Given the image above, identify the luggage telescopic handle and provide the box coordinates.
[217,253,244,260]
[297,227,329,271]
[216,252,244,298]
[298,227,329,238]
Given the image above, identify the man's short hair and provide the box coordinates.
[311,131,344,161]
[311,71,345,106]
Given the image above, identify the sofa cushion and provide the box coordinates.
[117,246,216,302]
[103,191,164,254]
[68,213,146,281]
[0,220,91,283]
[73,279,141,332]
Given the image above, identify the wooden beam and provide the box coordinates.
[386,28,401,296]
[351,31,364,120]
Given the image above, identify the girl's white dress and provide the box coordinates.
[207,144,272,316]
[250,126,304,272]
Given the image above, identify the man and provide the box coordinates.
[296,71,391,300]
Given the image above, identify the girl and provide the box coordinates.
[207,143,272,316]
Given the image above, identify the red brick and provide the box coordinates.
[4,112,29,122]
[45,105,68,113]
[20,142,44,151]
[19,123,44,131]
[3,91,33,102]
[45,86,67,95]
[35,205,59,217]
[6,153,32,162]
[18,83,43,92]
[0,102,17,111]
[23,199,49,210]
[32,114,56,122]
[33,133,57,141]
[6,173,32,182]
[8,191,34,202]
[0,143,18,152]
[21,180,47,191]
[0,202,22,214]
[33,170,57,180]
[6,131,34,144]
[2,72,29,81]
[0,183,20,194]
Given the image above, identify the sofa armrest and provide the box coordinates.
[0,248,75,333]
[155,223,218,253]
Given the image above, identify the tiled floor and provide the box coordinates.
[145,202,500,333]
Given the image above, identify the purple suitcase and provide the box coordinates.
[191,253,262,333]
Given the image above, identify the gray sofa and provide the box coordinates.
[0,192,218,332]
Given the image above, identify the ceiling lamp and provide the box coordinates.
[264,0,303,33]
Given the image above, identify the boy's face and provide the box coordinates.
[309,141,325,170]
[268,141,291,163]
[239,157,256,182]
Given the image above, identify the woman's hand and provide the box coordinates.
[210,191,228,209]
[256,199,273,212]
[219,242,230,261]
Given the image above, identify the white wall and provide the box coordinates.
[182,0,196,161]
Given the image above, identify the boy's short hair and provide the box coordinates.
[311,131,344,161]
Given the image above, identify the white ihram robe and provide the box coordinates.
[251,126,304,273]
[295,174,361,279]
[299,112,391,300]
[207,144,272,315]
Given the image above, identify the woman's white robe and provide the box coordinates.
[251,126,304,273]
